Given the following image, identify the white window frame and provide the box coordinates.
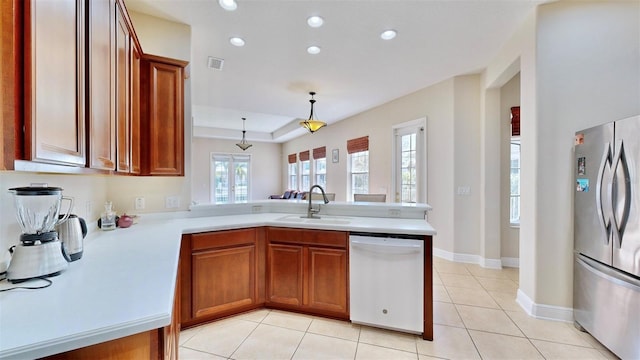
[392,118,427,203]
[210,153,251,204]
[348,150,369,200]
[288,162,298,190]
[314,157,327,189]
[510,138,521,225]
[300,158,311,191]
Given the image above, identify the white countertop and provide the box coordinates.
[0,209,436,359]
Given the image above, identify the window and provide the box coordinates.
[288,153,297,190]
[313,146,327,188]
[350,151,369,196]
[299,150,311,191]
[510,138,520,224]
[399,132,417,203]
[347,136,369,199]
[211,154,251,204]
[315,158,326,188]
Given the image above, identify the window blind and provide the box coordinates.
[288,153,297,164]
[511,106,520,136]
[313,146,326,159]
[299,150,310,161]
[347,136,369,154]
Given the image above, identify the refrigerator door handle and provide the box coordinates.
[612,139,631,248]
[596,142,613,245]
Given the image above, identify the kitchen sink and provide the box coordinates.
[275,215,351,225]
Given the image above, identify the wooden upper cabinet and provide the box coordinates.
[140,55,187,176]
[24,0,86,166]
[115,2,130,173]
[87,0,116,170]
[130,43,141,174]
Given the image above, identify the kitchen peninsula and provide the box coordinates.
[0,201,435,359]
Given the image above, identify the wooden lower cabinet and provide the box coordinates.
[181,228,266,328]
[266,227,349,319]
[267,243,304,306]
[307,247,348,314]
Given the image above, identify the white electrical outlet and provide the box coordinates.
[252,205,263,213]
[135,197,145,210]
[165,196,180,209]
[388,209,401,217]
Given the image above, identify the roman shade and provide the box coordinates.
[288,153,297,164]
[313,146,326,159]
[347,136,369,154]
[299,150,310,161]
[511,106,520,136]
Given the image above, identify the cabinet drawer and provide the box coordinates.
[192,228,256,251]
[267,227,347,248]
[303,230,347,248]
[267,227,303,242]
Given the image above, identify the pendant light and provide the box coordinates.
[299,91,327,133]
[236,117,253,151]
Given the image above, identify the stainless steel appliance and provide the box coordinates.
[6,185,73,283]
[55,214,87,261]
[349,233,424,333]
[574,115,640,359]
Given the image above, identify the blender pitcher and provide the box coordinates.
[6,184,74,282]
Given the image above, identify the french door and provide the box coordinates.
[393,119,426,203]
[211,153,251,204]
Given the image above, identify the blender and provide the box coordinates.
[6,185,73,283]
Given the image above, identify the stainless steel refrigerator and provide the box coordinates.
[574,115,640,359]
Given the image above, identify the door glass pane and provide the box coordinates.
[215,159,229,203]
[234,160,249,203]
[212,154,251,204]
[400,133,417,203]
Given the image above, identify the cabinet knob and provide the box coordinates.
[382,309,388,314]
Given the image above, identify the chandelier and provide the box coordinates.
[299,92,327,133]
[236,117,253,151]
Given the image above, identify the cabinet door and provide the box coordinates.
[115,3,130,173]
[142,60,184,175]
[25,0,86,166]
[129,43,141,174]
[87,0,116,170]
[192,245,257,318]
[307,247,348,315]
[267,243,304,306]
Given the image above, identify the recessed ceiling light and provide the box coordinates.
[380,29,397,40]
[229,37,245,47]
[307,46,321,55]
[307,15,324,28]
[218,0,237,11]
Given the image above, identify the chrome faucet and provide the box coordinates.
[306,185,330,218]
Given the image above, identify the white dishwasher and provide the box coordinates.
[349,232,424,334]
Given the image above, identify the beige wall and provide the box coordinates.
[500,73,520,261]
[530,1,640,308]
[128,11,190,62]
[191,137,282,203]
[282,76,470,252]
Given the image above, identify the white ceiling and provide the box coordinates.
[125,0,544,143]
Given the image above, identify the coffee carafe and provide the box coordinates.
[6,185,73,283]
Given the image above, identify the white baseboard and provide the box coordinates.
[501,257,520,268]
[516,289,574,323]
[433,248,572,323]
[433,248,503,269]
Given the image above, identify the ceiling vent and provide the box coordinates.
[207,56,224,70]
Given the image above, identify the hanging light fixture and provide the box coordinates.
[236,117,253,151]
[299,91,327,133]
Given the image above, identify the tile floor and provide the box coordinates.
[178,257,619,359]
